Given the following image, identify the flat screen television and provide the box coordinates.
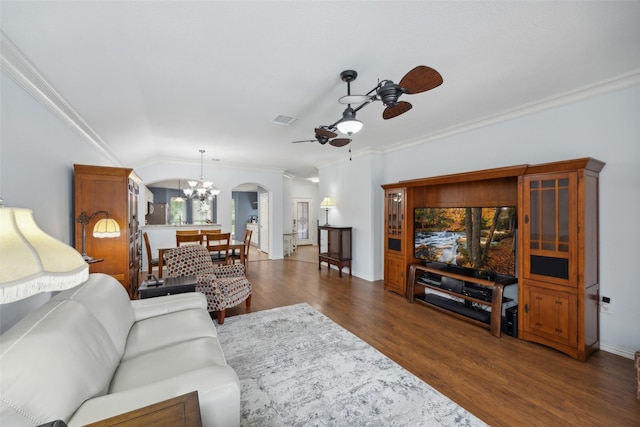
[414,207,517,277]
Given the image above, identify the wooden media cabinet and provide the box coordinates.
[408,262,518,337]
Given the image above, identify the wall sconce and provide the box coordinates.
[0,206,88,303]
[320,197,336,226]
[75,210,120,262]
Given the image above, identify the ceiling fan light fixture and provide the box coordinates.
[336,107,363,135]
[337,119,363,135]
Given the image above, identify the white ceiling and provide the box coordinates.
[2,1,639,181]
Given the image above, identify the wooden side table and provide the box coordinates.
[138,276,197,299]
[318,226,352,277]
[85,391,201,426]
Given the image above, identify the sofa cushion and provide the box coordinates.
[129,292,208,322]
[0,299,121,426]
[51,273,135,356]
[109,337,227,393]
[121,307,218,360]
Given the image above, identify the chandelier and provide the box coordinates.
[183,149,220,201]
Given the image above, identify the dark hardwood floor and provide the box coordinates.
[223,247,639,426]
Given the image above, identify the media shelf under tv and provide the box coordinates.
[408,262,518,337]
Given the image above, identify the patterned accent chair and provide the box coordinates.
[163,245,252,324]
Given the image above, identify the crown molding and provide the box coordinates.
[0,31,123,166]
[385,70,640,155]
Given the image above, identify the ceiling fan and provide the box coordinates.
[292,65,442,147]
[338,65,443,120]
[292,127,351,147]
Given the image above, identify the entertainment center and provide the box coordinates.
[382,158,604,361]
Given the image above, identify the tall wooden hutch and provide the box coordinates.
[74,164,141,298]
[518,158,604,361]
[382,158,604,361]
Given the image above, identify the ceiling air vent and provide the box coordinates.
[271,115,297,126]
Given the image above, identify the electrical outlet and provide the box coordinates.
[600,296,612,315]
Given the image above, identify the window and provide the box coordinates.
[169,198,187,225]
[192,199,214,224]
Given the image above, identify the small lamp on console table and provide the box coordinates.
[75,210,121,262]
[0,204,89,303]
[320,197,336,226]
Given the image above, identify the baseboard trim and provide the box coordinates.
[601,342,635,360]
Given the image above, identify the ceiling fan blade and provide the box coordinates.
[292,139,316,144]
[382,101,412,120]
[399,66,443,94]
[329,138,351,147]
[315,127,337,139]
[339,95,373,105]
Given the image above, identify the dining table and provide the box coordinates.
[157,240,246,278]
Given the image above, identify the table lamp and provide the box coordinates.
[0,206,89,303]
[320,197,336,226]
[76,210,121,261]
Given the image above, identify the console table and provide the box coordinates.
[318,225,352,277]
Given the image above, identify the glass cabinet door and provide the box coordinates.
[385,189,405,253]
[523,173,577,286]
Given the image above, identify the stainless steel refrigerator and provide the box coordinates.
[145,203,167,225]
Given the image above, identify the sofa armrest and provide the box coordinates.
[130,292,207,321]
[67,366,240,427]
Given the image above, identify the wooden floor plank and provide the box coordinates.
[223,247,639,426]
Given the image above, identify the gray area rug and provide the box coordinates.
[216,303,486,426]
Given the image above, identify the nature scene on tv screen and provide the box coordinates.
[414,207,516,276]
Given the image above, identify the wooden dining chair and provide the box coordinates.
[143,232,159,275]
[175,229,200,245]
[205,232,231,265]
[176,229,200,234]
[229,229,252,274]
[200,230,221,246]
[176,233,203,246]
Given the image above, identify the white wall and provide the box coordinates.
[323,84,640,357]
[319,153,382,281]
[0,74,121,332]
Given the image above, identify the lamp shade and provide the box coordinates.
[0,207,88,303]
[320,197,336,209]
[93,218,120,238]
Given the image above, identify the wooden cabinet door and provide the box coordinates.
[521,172,577,287]
[384,254,406,295]
[521,284,577,348]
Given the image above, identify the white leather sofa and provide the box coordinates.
[0,273,240,426]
